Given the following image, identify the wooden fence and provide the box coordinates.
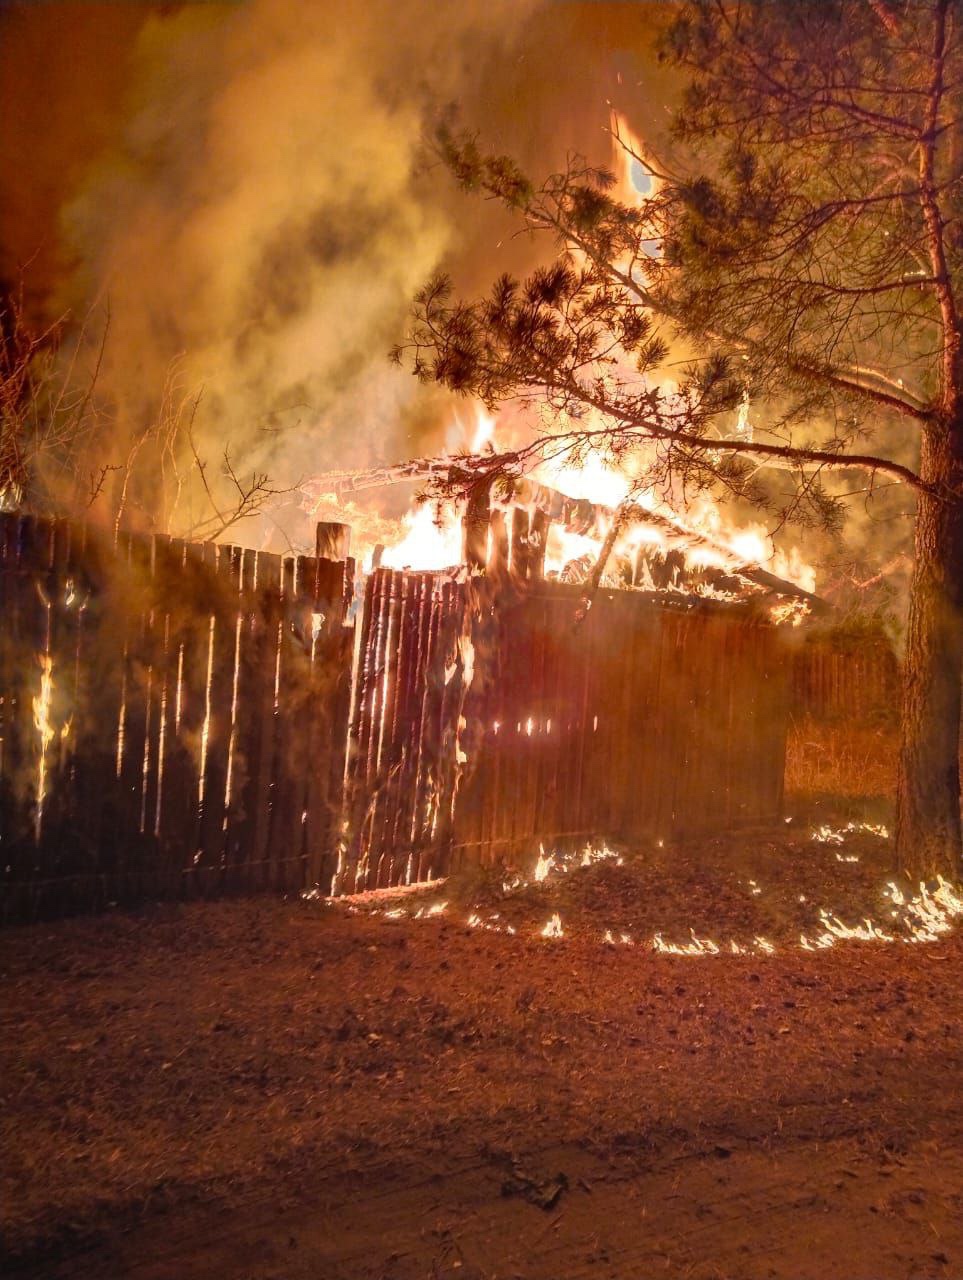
[786,630,902,803]
[0,513,352,920]
[2,513,793,918]
[339,571,790,892]
[791,633,899,724]
[339,569,470,894]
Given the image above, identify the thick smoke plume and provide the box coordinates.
[54,0,536,541]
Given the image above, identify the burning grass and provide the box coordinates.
[338,823,961,958]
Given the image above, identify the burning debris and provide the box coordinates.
[812,822,890,844]
[540,913,564,938]
[300,419,820,620]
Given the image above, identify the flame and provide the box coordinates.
[31,653,56,839]
[610,110,658,208]
[533,845,553,882]
[301,126,817,593]
[530,841,621,885]
[544,527,603,577]
[541,449,631,509]
[687,500,816,594]
[541,912,564,938]
[812,822,890,844]
[314,394,816,594]
[380,502,463,572]
[459,635,475,683]
[470,406,496,453]
[885,876,963,942]
[770,599,810,627]
[310,858,961,958]
[653,930,720,956]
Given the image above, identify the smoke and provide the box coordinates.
[53,0,538,540]
[22,0,909,602]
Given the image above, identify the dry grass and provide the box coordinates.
[785,716,897,806]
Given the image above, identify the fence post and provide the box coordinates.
[316,521,351,562]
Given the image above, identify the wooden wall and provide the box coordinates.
[339,569,470,894]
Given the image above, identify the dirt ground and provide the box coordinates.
[2,825,962,1280]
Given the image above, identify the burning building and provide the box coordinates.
[314,439,820,895]
[0,430,818,918]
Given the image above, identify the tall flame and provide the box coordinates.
[31,653,58,841]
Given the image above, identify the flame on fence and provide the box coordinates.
[223,612,244,817]
[381,503,464,572]
[154,617,171,836]
[115,643,128,779]
[140,658,154,833]
[770,599,810,627]
[32,654,56,840]
[197,614,216,823]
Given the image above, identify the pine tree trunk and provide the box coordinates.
[895,420,963,881]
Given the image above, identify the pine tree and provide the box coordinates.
[394,0,963,879]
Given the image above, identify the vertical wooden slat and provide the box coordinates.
[488,509,509,577]
[510,508,530,580]
[303,554,329,892]
[413,577,439,878]
[409,573,439,881]
[315,521,351,561]
[229,549,265,891]
[463,482,491,571]
[387,572,423,882]
[528,509,549,581]
[372,569,404,887]
[250,552,282,893]
[217,545,246,893]
[521,593,547,850]
[265,556,298,891]
[193,545,231,891]
[349,569,386,889]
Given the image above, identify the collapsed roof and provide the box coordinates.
[301,451,825,612]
